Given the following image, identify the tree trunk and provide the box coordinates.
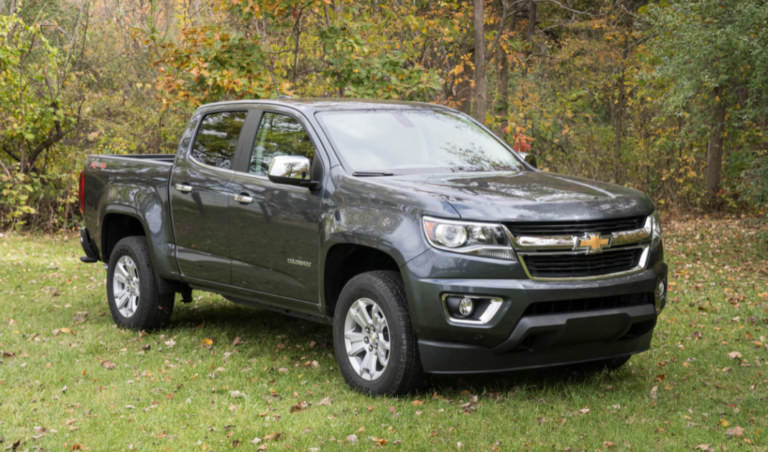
[613,59,626,184]
[496,46,509,137]
[472,0,487,123]
[706,86,727,199]
[527,0,536,40]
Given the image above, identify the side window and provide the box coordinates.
[249,112,316,176]
[190,111,248,169]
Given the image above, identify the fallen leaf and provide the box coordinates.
[290,402,308,413]
[264,432,281,441]
[725,426,744,438]
[694,445,711,451]
[346,434,358,443]
[602,441,617,448]
[727,351,742,360]
[102,360,116,370]
[411,400,424,406]
[250,437,261,444]
[655,374,666,382]
[72,312,88,324]
[650,386,658,399]
[164,339,176,348]
[232,337,244,346]
[202,338,214,348]
[579,408,590,414]
[71,445,83,450]
[317,397,331,406]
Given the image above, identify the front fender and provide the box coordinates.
[318,169,461,311]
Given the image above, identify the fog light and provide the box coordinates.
[658,281,666,299]
[458,298,474,317]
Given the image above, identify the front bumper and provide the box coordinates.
[403,246,667,373]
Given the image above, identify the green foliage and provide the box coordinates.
[0,14,78,171]
[0,13,83,229]
[4,0,768,230]
[318,22,442,100]
[641,0,768,119]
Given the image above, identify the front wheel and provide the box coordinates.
[107,236,174,330]
[333,271,424,396]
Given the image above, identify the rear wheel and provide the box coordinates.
[107,236,174,330]
[333,271,424,396]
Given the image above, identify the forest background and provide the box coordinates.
[1,0,767,231]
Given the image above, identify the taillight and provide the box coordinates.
[79,170,85,215]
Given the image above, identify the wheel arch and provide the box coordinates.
[322,243,402,318]
[101,207,149,263]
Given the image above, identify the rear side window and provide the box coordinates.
[249,112,316,175]
[191,111,248,169]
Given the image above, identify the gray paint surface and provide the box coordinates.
[82,99,665,367]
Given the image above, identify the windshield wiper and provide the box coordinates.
[352,171,394,177]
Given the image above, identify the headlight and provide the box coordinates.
[422,216,516,260]
[651,210,662,247]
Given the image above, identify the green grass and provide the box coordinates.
[1,219,767,451]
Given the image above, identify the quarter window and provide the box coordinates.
[191,111,248,169]
[249,112,316,175]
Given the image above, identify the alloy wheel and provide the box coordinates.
[113,255,140,318]
[344,298,391,381]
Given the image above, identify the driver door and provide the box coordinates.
[228,109,323,303]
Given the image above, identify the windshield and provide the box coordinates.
[316,110,525,174]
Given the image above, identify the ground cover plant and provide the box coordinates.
[1,218,767,451]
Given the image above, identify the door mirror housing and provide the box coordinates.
[519,152,538,169]
[267,155,318,188]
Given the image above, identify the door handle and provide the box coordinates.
[233,194,254,204]
[175,183,193,193]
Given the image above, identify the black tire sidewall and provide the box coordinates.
[107,237,163,329]
[333,273,406,395]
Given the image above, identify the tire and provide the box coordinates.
[107,236,175,330]
[333,271,424,396]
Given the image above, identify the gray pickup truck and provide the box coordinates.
[79,99,667,395]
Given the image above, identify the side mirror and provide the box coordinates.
[519,152,538,169]
[267,155,318,188]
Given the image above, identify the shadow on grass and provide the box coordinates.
[160,300,643,398]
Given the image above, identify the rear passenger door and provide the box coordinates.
[170,109,250,284]
[228,108,324,304]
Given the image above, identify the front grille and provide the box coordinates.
[522,293,652,317]
[522,248,642,278]
[505,216,646,237]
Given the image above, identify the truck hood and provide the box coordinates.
[368,171,654,222]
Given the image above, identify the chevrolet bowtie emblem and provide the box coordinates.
[579,234,610,252]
